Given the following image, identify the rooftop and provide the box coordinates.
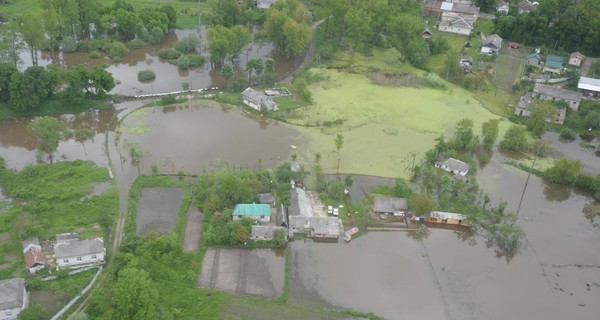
[251,225,286,239]
[56,232,80,244]
[373,197,408,213]
[545,55,564,69]
[55,238,104,259]
[233,203,271,216]
[436,158,470,173]
[482,34,503,49]
[288,188,313,217]
[0,278,25,310]
[257,193,275,204]
[242,87,277,110]
[578,76,600,91]
[289,216,342,237]
[533,83,583,102]
[24,246,46,269]
[22,237,41,252]
[526,52,541,60]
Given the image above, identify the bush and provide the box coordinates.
[174,35,199,53]
[559,128,576,141]
[127,39,146,49]
[108,42,129,60]
[149,26,164,44]
[137,70,156,82]
[89,50,101,59]
[158,48,181,60]
[159,94,177,105]
[62,36,77,53]
[187,54,205,68]
[176,55,191,70]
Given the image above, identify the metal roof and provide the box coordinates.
[233,203,271,216]
[55,238,104,259]
[545,55,564,69]
[578,77,600,92]
[0,278,25,310]
[436,158,470,173]
[534,83,582,102]
[440,2,454,10]
[373,197,408,213]
[289,216,341,238]
[288,188,313,217]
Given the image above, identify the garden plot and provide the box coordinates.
[136,187,185,235]
[197,248,285,298]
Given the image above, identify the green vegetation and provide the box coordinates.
[27,116,69,164]
[137,70,156,82]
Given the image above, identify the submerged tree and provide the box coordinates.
[27,116,68,164]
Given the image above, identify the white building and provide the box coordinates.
[54,236,105,269]
[438,12,474,36]
[435,158,470,176]
[0,278,27,320]
[578,76,600,96]
[241,87,278,112]
[255,0,277,9]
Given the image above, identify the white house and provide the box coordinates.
[497,1,509,14]
[54,236,105,269]
[242,87,278,112]
[0,278,27,320]
[233,203,271,223]
[435,158,470,176]
[480,34,503,54]
[22,238,46,275]
[438,12,474,36]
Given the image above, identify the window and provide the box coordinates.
[77,257,82,261]
[63,259,69,263]
[260,216,264,219]
[6,311,12,316]
[91,255,97,259]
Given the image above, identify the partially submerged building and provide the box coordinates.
[0,278,27,320]
[54,235,105,269]
[22,238,46,275]
[435,158,470,176]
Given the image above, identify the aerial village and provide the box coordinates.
[1,0,599,319]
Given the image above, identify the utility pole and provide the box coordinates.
[516,143,541,217]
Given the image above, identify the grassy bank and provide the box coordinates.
[0,97,109,121]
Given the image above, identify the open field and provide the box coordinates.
[289,67,511,179]
[136,187,185,235]
[492,50,525,91]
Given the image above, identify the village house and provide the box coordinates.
[255,0,276,9]
[372,197,408,215]
[533,83,583,111]
[514,91,534,117]
[22,238,46,275]
[232,203,271,223]
[288,188,313,218]
[250,225,287,241]
[497,1,509,14]
[241,87,278,112]
[288,216,342,241]
[568,52,585,67]
[526,52,542,66]
[0,278,27,320]
[480,34,503,54]
[438,12,474,36]
[424,1,480,20]
[257,193,276,208]
[543,55,564,74]
[518,0,537,14]
[435,158,470,176]
[54,235,105,269]
[578,76,600,96]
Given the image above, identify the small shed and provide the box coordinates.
[422,28,433,39]
[568,52,585,67]
[257,193,276,208]
[373,197,408,214]
[508,41,520,49]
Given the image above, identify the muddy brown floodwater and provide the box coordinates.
[543,131,600,175]
[20,27,302,96]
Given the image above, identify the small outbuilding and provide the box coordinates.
[526,52,542,66]
[22,238,46,275]
[257,193,276,208]
[508,41,520,49]
[250,225,287,241]
[435,158,470,176]
[232,204,271,223]
[568,52,585,67]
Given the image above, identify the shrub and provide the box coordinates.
[108,42,129,60]
[160,94,177,104]
[174,35,199,53]
[62,36,77,53]
[127,39,146,49]
[89,50,101,59]
[149,26,164,44]
[176,55,190,70]
[137,70,156,82]
[559,128,576,141]
[187,54,205,68]
[158,48,181,60]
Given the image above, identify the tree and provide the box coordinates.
[109,267,158,320]
[27,116,68,164]
[74,127,94,155]
[272,229,287,247]
[454,118,475,151]
[481,119,499,150]
[264,58,275,74]
[0,23,24,67]
[545,158,582,185]
[175,35,200,53]
[18,304,47,320]
[220,64,233,83]
[246,58,262,84]
[393,177,413,198]
[500,125,528,151]
[344,8,373,50]
[445,50,461,80]
[230,25,251,61]
[20,12,45,66]
[526,101,555,137]
[0,63,18,101]
[409,194,436,216]
[335,134,344,175]
[264,0,311,55]
[474,0,497,13]
[90,66,115,96]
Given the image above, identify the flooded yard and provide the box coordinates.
[198,248,285,298]
[136,187,185,235]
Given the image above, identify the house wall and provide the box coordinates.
[57,252,105,269]
[242,98,261,111]
[28,264,45,275]
[1,307,22,320]
[233,215,271,223]
[439,25,471,35]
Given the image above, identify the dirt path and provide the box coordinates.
[182,207,203,252]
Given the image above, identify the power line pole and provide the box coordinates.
[516,144,540,217]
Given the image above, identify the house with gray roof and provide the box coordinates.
[435,158,470,176]
[276,204,288,227]
[242,87,278,112]
[518,0,537,13]
[497,1,509,14]
[526,52,542,66]
[373,197,408,214]
[533,83,583,111]
[578,76,600,96]
[438,12,474,36]
[0,278,27,320]
[255,0,277,9]
[481,34,503,54]
[568,52,585,67]
[288,216,342,240]
[56,232,80,244]
[257,193,276,208]
[54,237,105,269]
[250,225,287,241]
[288,188,313,218]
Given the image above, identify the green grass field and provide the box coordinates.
[492,52,525,91]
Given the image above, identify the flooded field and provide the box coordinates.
[198,248,285,298]
[543,131,600,174]
[136,187,185,235]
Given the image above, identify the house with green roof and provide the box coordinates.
[543,55,564,74]
[233,203,271,223]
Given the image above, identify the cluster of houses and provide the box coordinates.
[1,234,105,319]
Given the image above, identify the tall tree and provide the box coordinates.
[545,158,582,185]
[526,101,555,137]
[335,133,344,175]
[344,8,372,50]
[0,63,18,101]
[500,125,528,151]
[220,64,233,83]
[27,116,68,164]
[0,23,24,67]
[481,119,500,150]
[21,12,45,66]
[90,66,116,96]
[109,267,158,320]
[454,118,475,151]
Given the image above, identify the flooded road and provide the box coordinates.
[21,27,301,96]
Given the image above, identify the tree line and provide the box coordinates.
[494,0,600,55]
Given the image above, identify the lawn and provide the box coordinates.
[287,67,511,179]
[492,51,525,91]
